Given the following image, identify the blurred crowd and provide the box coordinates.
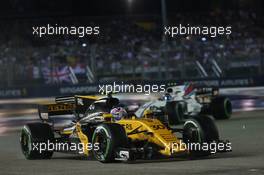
[0,10,263,87]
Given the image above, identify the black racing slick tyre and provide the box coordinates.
[183,115,219,157]
[194,115,219,143]
[20,123,54,159]
[92,123,128,163]
[211,97,232,119]
[166,101,184,125]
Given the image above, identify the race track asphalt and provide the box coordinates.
[0,110,264,175]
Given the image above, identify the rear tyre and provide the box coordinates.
[166,101,184,125]
[183,115,219,157]
[211,97,232,119]
[92,123,128,163]
[20,123,54,159]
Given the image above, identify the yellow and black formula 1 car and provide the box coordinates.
[20,95,231,163]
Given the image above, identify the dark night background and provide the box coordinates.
[0,0,263,17]
[0,0,263,88]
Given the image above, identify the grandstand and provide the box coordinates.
[0,0,263,88]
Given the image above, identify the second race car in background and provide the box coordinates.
[135,83,232,125]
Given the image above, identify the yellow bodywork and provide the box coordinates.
[76,122,89,156]
[75,95,99,101]
[117,118,187,156]
[60,114,186,157]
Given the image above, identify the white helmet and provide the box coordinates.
[110,107,127,121]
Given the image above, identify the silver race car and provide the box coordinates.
[135,84,232,126]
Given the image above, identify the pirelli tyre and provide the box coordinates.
[183,115,219,157]
[165,101,185,125]
[20,123,54,159]
[92,123,128,163]
[211,96,232,119]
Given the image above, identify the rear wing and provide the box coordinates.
[38,95,98,121]
[196,87,219,96]
[195,87,220,104]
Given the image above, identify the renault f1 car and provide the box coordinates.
[20,94,231,163]
[135,84,232,125]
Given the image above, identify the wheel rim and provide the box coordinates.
[183,121,203,143]
[20,129,32,157]
[93,129,110,161]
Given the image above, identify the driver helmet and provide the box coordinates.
[164,93,173,101]
[110,107,127,121]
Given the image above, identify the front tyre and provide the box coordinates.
[183,115,219,157]
[92,123,128,163]
[20,123,54,159]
